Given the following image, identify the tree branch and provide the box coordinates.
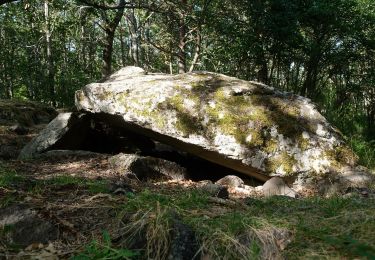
[77,0,131,10]
[76,0,164,13]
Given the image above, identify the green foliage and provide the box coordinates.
[0,162,109,195]
[123,188,210,213]
[45,175,110,194]
[72,231,138,260]
[0,163,25,188]
[349,137,375,170]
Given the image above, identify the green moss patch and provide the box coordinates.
[168,94,203,136]
[265,151,297,175]
[325,145,359,169]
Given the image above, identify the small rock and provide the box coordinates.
[109,153,188,181]
[199,183,229,199]
[109,181,133,195]
[343,192,356,199]
[232,185,255,196]
[344,187,372,198]
[9,124,29,135]
[215,175,245,188]
[262,177,297,198]
[0,145,19,159]
[197,180,213,185]
[0,205,58,247]
[168,215,200,260]
[237,227,292,259]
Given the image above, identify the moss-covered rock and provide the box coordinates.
[75,66,374,191]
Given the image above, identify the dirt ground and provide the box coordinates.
[0,120,253,259]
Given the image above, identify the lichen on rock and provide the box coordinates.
[70,66,374,191]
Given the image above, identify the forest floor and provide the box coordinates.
[1,123,375,259]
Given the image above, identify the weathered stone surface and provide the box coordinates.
[0,145,18,159]
[198,182,229,199]
[0,205,58,247]
[9,124,29,135]
[109,153,188,181]
[262,177,297,198]
[237,228,292,260]
[75,66,374,190]
[215,175,245,188]
[18,113,77,159]
[168,216,200,260]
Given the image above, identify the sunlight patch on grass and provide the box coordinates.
[117,189,375,259]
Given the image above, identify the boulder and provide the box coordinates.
[109,153,188,181]
[73,66,373,191]
[197,182,229,199]
[0,145,19,159]
[167,215,200,260]
[9,124,29,135]
[262,177,297,198]
[0,205,58,247]
[215,175,245,188]
[18,113,78,159]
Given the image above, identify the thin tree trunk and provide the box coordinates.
[301,55,319,98]
[102,29,116,78]
[44,0,56,106]
[189,29,201,72]
[80,25,88,70]
[26,12,35,99]
[88,23,96,76]
[101,0,125,79]
[119,25,127,66]
[178,0,187,73]
[256,47,268,84]
[169,52,174,74]
[126,9,140,66]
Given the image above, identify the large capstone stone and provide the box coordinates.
[73,66,373,191]
[19,67,373,192]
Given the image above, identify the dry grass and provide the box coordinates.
[1,158,375,259]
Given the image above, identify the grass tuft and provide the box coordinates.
[72,230,138,260]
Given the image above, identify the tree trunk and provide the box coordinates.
[102,29,116,78]
[189,29,201,72]
[44,0,56,106]
[126,9,140,66]
[178,0,187,73]
[119,24,127,66]
[256,49,268,84]
[366,88,375,139]
[101,0,125,79]
[301,55,319,98]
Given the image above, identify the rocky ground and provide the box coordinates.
[1,101,375,259]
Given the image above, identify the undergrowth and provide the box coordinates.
[0,162,109,206]
[349,136,375,171]
[72,231,138,260]
[117,189,375,259]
